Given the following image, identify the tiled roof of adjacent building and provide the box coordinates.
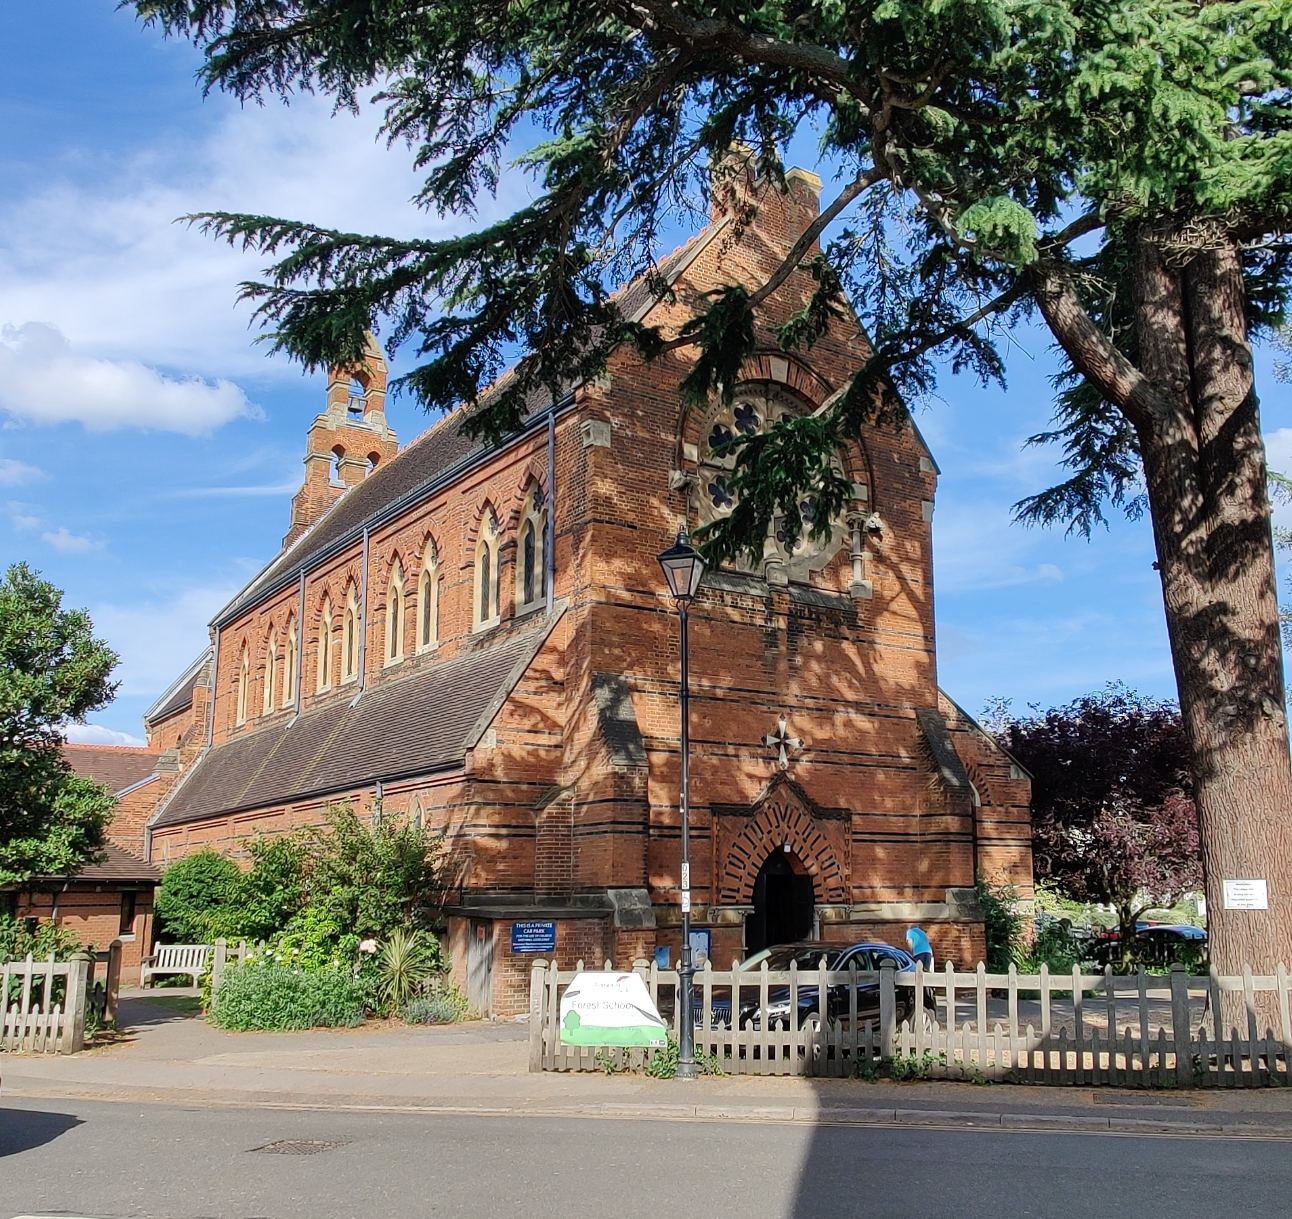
[210,222,727,631]
[8,843,161,887]
[151,607,565,830]
[62,744,160,796]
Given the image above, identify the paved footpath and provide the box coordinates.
[6,992,1292,1137]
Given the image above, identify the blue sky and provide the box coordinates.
[3,1,1291,744]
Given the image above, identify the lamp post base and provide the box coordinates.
[676,955,697,1079]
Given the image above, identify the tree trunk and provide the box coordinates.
[1129,234,1292,980]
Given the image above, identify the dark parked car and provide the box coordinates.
[1091,922,1207,966]
[694,941,936,1030]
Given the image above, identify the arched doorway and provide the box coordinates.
[746,849,815,954]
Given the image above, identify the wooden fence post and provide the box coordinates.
[879,958,897,1061]
[1170,964,1194,1087]
[105,939,123,1026]
[64,951,91,1053]
[211,937,227,990]
[528,959,546,1073]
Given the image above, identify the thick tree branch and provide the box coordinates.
[1030,262,1174,431]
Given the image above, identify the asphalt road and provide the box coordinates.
[3,1096,1291,1219]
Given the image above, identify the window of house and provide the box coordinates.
[330,445,346,485]
[474,510,501,630]
[283,618,298,708]
[385,559,406,664]
[263,629,279,715]
[317,597,333,691]
[120,891,137,937]
[236,645,250,725]
[515,484,547,613]
[418,540,439,652]
[342,587,360,682]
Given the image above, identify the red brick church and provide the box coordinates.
[140,163,1032,1016]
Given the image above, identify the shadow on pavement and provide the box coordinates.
[116,995,203,1029]
[0,1106,82,1157]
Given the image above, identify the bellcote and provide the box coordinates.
[283,334,399,548]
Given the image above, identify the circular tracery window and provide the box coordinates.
[697,384,846,583]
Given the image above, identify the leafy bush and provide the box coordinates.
[1025,918,1086,973]
[401,978,468,1025]
[154,849,244,943]
[208,963,370,1031]
[308,801,447,940]
[977,877,1026,971]
[234,833,309,942]
[0,913,85,962]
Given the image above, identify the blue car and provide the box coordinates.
[693,941,935,1030]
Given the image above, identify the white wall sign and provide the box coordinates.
[1222,879,1269,910]
[559,971,668,1047]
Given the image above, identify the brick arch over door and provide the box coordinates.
[719,795,848,905]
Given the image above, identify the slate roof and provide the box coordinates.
[10,843,161,887]
[62,744,160,796]
[210,221,729,631]
[151,609,564,830]
[145,650,212,725]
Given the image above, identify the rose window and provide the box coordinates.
[696,384,846,582]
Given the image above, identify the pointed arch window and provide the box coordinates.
[236,645,250,726]
[417,540,439,653]
[283,617,298,708]
[385,558,406,665]
[262,629,279,715]
[515,483,547,613]
[474,509,501,630]
[342,586,360,682]
[317,597,333,692]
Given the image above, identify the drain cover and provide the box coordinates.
[250,1139,350,1155]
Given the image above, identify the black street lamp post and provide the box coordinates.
[657,529,707,1081]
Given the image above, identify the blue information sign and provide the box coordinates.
[511,921,557,953]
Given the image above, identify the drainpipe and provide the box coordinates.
[206,627,220,748]
[294,570,305,713]
[546,409,556,615]
[357,525,370,695]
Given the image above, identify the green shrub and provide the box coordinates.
[234,833,309,942]
[155,850,243,943]
[401,978,468,1025]
[308,801,447,940]
[0,913,85,962]
[977,877,1026,971]
[208,963,370,1030]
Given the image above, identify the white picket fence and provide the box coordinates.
[529,956,1292,1087]
[1,953,90,1053]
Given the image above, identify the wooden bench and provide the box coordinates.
[140,944,212,987]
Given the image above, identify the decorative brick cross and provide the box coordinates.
[763,714,803,771]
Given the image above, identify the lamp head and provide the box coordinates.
[657,530,707,606]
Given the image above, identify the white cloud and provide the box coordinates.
[0,322,253,434]
[64,723,147,748]
[10,509,41,531]
[40,526,98,553]
[90,584,233,701]
[0,96,526,384]
[0,457,44,485]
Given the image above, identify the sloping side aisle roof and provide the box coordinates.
[151,607,565,829]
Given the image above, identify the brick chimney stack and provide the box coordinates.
[283,334,399,548]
